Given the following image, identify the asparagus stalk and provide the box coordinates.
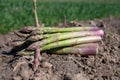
[19,27,58,33]
[49,46,98,55]
[34,46,40,71]
[73,43,98,48]
[27,35,44,41]
[12,32,69,46]
[12,30,103,47]
[11,33,64,46]
[17,43,98,55]
[27,30,103,49]
[27,32,78,41]
[49,43,99,55]
[27,30,103,42]
[39,27,99,33]
[17,49,35,55]
[41,36,101,51]
[20,26,99,33]
[11,33,62,46]
[27,36,102,51]
[27,33,61,41]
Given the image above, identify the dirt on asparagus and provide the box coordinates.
[0,17,120,80]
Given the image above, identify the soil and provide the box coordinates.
[0,17,120,80]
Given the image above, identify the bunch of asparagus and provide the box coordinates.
[12,26,104,56]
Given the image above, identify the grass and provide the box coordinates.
[0,0,120,34]
[40,0,120,3]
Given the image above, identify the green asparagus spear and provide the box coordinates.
[27,30,103,42]
[27,30,103,49]
[49,46,98,55]
[27,36,101,51]
[41,36,101,51]
[17,43,98,55]
[20,26,99,33]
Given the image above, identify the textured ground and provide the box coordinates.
[0,17,120,80]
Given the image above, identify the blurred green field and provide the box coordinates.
[0,0,120,34]
[40,0,120,3]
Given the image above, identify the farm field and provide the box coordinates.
[0,17,120,80]
[0,0,120,33]
[0,0,120,80]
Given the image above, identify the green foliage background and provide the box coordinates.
[0,0,120,33]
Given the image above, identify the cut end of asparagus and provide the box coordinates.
[95,30,104,36]
[75,43,99,56]
[49,46,98,56]
[80,47,98,56]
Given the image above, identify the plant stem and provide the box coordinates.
[33,0,39,27]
